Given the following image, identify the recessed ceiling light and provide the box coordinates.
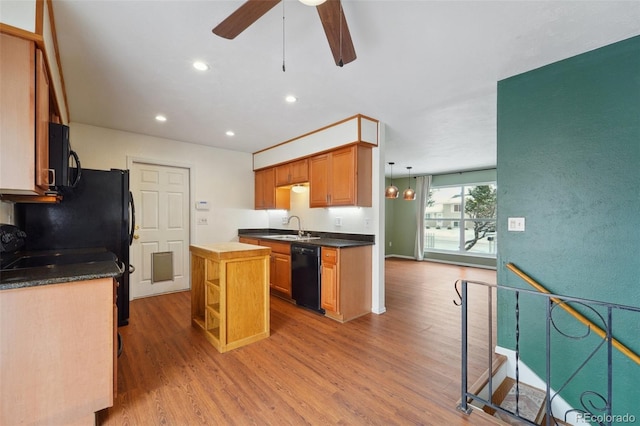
[155,115,167,122]
[193,61,209,71]
[226,130,235,136]
[285,95,297,103]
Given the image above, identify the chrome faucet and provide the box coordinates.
[286,215,303,237]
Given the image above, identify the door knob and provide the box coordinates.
[133,234,140,240]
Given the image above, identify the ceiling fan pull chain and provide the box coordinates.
[338,1,344,67]
[282,0,286,72]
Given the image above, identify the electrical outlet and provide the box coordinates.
[364,217,370,228]
[335,217,342,227]
[281,216,288,225]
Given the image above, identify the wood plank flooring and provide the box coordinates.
[98,258,501,425]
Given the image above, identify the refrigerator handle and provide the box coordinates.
[129,191,136,246]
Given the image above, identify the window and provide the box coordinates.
[424,183,497,256]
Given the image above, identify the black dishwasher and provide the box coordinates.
[291,243,324,314]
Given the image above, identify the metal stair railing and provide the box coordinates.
[455,274,640,426]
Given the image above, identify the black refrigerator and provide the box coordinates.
[17,168,134,326]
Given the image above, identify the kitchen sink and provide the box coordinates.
[266,235,321,241]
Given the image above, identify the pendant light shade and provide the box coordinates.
[403,167,416,201]
[385,162,399,199]
[299,0,326,5]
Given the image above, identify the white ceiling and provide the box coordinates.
[51,0,640,177]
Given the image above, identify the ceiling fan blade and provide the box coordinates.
[212,0,281,39]
[316,0,356,66]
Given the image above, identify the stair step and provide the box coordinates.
[494,378,546,425]
[458,353,508,407]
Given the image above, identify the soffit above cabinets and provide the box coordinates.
[253,114,378,171]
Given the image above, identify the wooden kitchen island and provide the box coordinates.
[190,243,270,353]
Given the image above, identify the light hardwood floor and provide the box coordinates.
[98,258,501,425]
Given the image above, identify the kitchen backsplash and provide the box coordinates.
[266,189,376,235]
[0,201,14,224]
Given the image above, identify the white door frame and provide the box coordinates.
[127,156,195,300]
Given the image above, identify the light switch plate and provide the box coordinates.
[508,217,525,232]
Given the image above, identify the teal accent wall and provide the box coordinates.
[497,35,640,418]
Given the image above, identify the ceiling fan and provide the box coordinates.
[212,0,356,67]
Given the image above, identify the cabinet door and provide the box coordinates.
[321,248,338,312]
[309,153,330,207]
[254,168,275,209]
[275,164,291,186]
[0,34,37,194]
[276,159,309,186]
[329,146,356,206]
[289,159,308,184]
[35,48,50,191]
[272,253,291,296]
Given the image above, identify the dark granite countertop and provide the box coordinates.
[238,228,375,248]
[0,249,123,291]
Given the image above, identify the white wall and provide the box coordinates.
[266,190,376,235]
[69,123,266,244]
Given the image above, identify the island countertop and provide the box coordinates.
[189,242,271,259]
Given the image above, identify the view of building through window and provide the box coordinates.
[424,184,497,256]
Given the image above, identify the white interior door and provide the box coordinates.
[130,161,190,299]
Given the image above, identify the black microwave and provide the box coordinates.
[49,122,81,190]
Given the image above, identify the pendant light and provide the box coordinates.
[385,162,399,199]
[403,166,416,201]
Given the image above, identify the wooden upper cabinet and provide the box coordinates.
[0,33,50,195]
[309,145,372,208]
[254,167,290,210]
[35,48,50,190]
[309,154,330,207]
[275,159,309,186]
[254,168,273,210]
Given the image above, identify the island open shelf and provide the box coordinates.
[190,242,270,353]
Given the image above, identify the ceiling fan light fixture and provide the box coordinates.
[299,0,326,6]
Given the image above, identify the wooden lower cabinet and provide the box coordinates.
[0,278,116,425]
[239,237,292,298]
[321,245,372,322]
[190,243,270,353]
